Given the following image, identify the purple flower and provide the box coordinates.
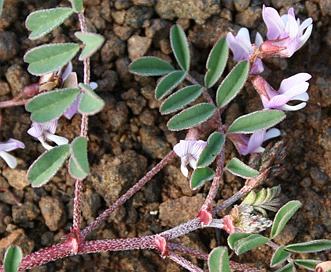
[0,139,25,168]
[229,128,280,156]
[27,120,68,150]
[261,5,313,58]
[173,140,207,177]
[226,27,264,74]
[252,73,311,111]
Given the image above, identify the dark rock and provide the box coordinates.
[101,34,126,63]
[319,0,331,16]
[233,0,250,12]
[39,196,66,231]
[12,201,39,227]
[0,203,10,233]
[0,32,18,62]
[125,6,154,28]
[81,187,102,222]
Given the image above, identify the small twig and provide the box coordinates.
[0,187,22,206]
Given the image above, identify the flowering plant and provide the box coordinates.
[0,2,330,272]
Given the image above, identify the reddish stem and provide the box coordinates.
[168,251,203,272]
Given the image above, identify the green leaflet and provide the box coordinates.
[129,57,174,76]
[160,85,203,115]
[4,246,22,272]
[197,132,224,168]
[69,0,83,12]
[78,83,105,115]
[170,24,190,71]
[75,32,105,60]
[69,136,89,179]
[26,7,73,39]
[167,103,216,131]
[225,157,259,179]
[26,88,80,123]
[24,43,80,75]
[155,70,187,100]
[204,38,229,88]
[208,247,231,272]
[190,167,215,190]
[227,110,285,134]
[27,145,70,187]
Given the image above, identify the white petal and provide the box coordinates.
[264,128,281,141]
[281,102,307,111]
[180,164,189,177]
[45,133,69,146]
[0,151,18,168]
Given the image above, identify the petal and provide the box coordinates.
[45,133,69,146]
[280,102,307,111]
[64,95,81,120]
[255,32,263,47]
[90,82,98,90]
[250,58,264,74]
[180,159,189,177]
[297,24,313,50]
[264,128,281,141]
[263,5,285,40]
[226,33,250,61]
[174,140,191,157]
[61,62,73,82]
[237,28,250,41]
[285,11,299,38]
[278,73,311,94]
[0,139,25,152]
[246,130,266,154]
[0,151,18,168]
[189,140,207,161]
[46,119,58,134]
[63,72,78,88]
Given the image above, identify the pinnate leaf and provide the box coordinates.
[225,157,259,179]
[75,32,105,60]
[170,25,190,71]
[216,61,249,108]
[26,8,73,40]
[270,246,291,267]
[270,200,302,239]
[69,136,89,179]
[27,145,70,187]
[160,85,203,114]
[129,57,174,76]
[78,83,104,115]
[197,132,224,168]
[4,246,22,272]
[285,240,331,253]
[24,43,80,75]
[205,38,228,88]
[227,110,285,134]
[26,88,80,123]
[208,247,230,272]
[190,167,215,190]
[69,0,83,12]
[167,103,216,131]
[155,70,187,100]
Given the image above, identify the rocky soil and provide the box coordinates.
[0,0,330,271]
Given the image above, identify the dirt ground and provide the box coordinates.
[0,0,330,271]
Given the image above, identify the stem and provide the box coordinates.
[168,243,208,260]
[81,151,176,238]
[0,99,28,108]
[167,251,203,272]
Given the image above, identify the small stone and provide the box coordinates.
[305,1,320,22]
[81,188,102,222]
[112,10,126,25]
[114,0,132,9]
[96,70,119,92]
[12,201,39,226]
[320,0,331,16]
[2,168,29,190]
[0,32,18,62]
[128,35,152,60]
[39,196,66,231]
[235,6,262,29]
[233,0,250,12]
[101,34,126,63]
[113,25,133,40]
[132,0,155,7]
[125,6,154,29]
[115,57,133,85]
[139,109,156,126]
[0,81,10,96]
[159,194,205,227]
[0,204,10,233]
[5,64,30,97]
[0,229,34,263]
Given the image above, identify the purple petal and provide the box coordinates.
[278,73,311,94]
[174,140,192,157]
[0,138,25,152]
[64,95,81,120]
[246,130,266,154]
[263,5,285,40]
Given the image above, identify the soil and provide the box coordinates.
[0,0,330,271]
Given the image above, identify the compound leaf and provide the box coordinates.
[170,24,190,71]
[24,43,80,75]
[167,103,216,131]
[26,88,80,123]
[26,8,73,39]
[27,145,70,187]
[205,38,228,88]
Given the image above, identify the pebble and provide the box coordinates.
[101,34,126,63]
[2,168,29,190]
[128,35,152,60]
[39,196,66,231]
[81,187,102,222]
[0,32,19,63]
[125,6,154,29]
[235,6,262,29]
[12,201,39,227]
[5,64,30,97]
[233,0,250,12]
[320,0,331,16]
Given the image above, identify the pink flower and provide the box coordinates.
[252,73,311,111]
[28,120,68,150]
[173,140,207,177]
[0,139,25,168]
[226,27,264,74]
[261,5,313,58]
[229,128,280,156]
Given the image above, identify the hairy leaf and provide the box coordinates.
[26,88,80,123]
[227,110,285,134]
[275,261,294,272]
[294,259,321,271]
[167,103,216,131]
[155,70,187,100]
[208,247,231,272]
[204,38,228,88]
[69,0,83,12]
[233,234,269,255]
[69,136,89,179]
[160,85,203,114]
[228,233,251,250]
[225,157,259,179]
[270,200,302,239]
[27,145,70,187]
[75,32,105,60]
[129,57,174,76]
[190,167,215,190]
[197,132,224,168]
[78,83,104,115]
[285,240,331,253]
[26,8,73,39]
[170,25,190,71]
[270,246,291,267]
[24,43,80,75]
